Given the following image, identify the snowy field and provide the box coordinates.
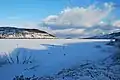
[0,39,115,80]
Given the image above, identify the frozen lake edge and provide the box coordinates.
[0,39,116,80]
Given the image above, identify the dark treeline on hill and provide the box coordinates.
[0,27,55,39]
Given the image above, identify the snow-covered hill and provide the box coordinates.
[87,32,120,39]
[0,27,55,39]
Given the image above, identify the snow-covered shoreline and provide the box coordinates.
[0,39,116,80]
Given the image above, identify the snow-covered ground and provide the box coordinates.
[0,39,115,80]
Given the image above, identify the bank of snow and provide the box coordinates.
[0,39,114,80]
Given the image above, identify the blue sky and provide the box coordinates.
[0,0,120,37]
[0,0,119,22]
[0,0,68,21]
[0,0,96,20]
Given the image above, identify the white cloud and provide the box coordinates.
[42,2,113,28]
[51,28,113,38]
[113,20,120,27]
[39,2,117,38]
[52,28,85,35]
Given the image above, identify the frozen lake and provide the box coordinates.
[0,39,110,53]
[0,39,114,80]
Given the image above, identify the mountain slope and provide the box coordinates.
[0,27,55,39]
[87,32,120,39]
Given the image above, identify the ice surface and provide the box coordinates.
[0,39,114,80]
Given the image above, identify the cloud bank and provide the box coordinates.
[43,3,113,27]
[40,2,120,38]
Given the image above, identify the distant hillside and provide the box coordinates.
[0,27,56,39]
[87,32,120,39]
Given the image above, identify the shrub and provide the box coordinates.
[0,53,9,66]
[0,51,34,66]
